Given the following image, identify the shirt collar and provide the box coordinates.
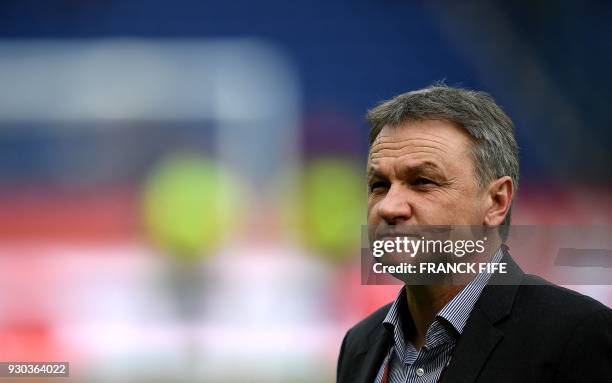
[438,248,504,333]
[382,248,505,353]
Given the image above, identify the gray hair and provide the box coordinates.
[366,84,519,238]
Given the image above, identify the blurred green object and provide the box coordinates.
[142,153,237,259]
[300,158,365,261]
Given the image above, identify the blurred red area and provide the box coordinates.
[0,322,57,361]
[0,186,138,242]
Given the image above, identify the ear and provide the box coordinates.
[483,176,513,227]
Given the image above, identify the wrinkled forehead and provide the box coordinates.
[368,120,474,165]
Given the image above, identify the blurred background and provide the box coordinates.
[0,1,610,382]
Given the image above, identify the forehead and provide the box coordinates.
[368,119,474,171]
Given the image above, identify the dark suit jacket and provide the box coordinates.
[337,254,612,383]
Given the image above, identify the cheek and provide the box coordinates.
[367,200,379,224]
[417,191,473,222]
[448,193,486,223]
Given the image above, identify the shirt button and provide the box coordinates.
[416,367,425,376]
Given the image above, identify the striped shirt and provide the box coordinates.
[374,249,504,383]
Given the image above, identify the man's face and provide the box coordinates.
[367,119,487,235]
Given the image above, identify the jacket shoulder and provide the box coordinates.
[343,302,392,352]
[518,274,610,316]
[510,274,612,335]
[337,302,393,382]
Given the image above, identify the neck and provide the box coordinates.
[404,284,463,350]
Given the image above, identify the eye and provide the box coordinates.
[413,177,435,186]
[369,181,388,192]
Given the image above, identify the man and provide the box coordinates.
[337,85,611,382]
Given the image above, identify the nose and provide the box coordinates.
[376,184,413,225]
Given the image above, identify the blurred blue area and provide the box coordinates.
[0,0,610,181]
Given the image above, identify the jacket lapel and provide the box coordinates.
[441,250,524,383]
[440,307,503,383]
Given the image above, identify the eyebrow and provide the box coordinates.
[367,161,445,181]
[366,168,385,182]
[402,162,444,178]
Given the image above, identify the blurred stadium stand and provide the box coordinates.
[0,1,610,381]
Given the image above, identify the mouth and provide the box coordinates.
[373,225,452,241]
[375,232,422,241]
